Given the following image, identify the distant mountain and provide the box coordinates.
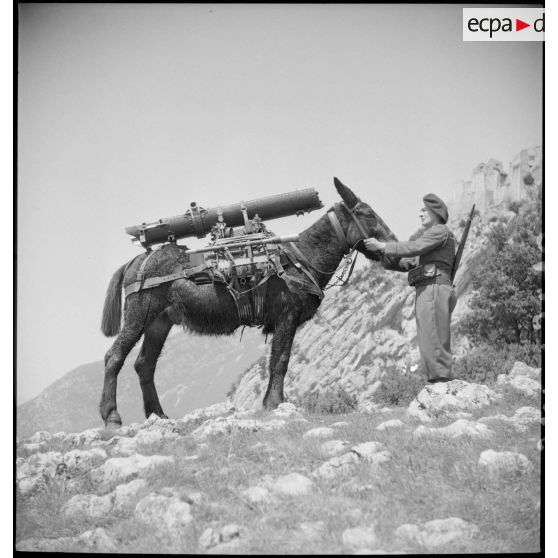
[17,328,266,437]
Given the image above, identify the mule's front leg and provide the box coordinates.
[263,313,298,410]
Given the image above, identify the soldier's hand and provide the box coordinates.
[363,238,386,252]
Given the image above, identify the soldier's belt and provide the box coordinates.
[408,264,451,287]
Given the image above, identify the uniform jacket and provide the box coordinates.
[381,224,456,278]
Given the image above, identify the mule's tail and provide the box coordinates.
[101,264,127,337]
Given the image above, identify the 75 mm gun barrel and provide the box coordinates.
[125,188,323,247]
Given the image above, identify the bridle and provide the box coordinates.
[327,201,370,255]
[287,200,374,291]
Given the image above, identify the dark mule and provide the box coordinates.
[99,178,397,426]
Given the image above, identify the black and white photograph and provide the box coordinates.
[15,3,544,554]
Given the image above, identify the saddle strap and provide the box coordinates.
[124,263,213,298]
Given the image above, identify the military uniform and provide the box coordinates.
[382,221,457,381]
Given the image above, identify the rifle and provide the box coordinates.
[451,204,476,283]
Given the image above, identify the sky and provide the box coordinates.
[17,3,543,404]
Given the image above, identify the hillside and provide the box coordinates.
[16,363,541,553]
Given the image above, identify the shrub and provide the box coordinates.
[460,193,542,346]
[374,367,427,407]
[297,387,358,414]
[453,343,542,385]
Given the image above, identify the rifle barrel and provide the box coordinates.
[451,204,476,282]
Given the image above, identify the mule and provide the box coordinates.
[99,178,397,426]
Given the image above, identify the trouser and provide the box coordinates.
[415,283,457,380]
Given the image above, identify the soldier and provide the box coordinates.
[363,194,457,383]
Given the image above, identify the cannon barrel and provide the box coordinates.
[125,188,323,246]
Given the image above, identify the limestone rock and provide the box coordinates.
[320,439,351,457]
[112,479,148,513]
[313,452,360,479]
[272,402,303,418]
[395,517,479,549]
[272,473,314,496]
[241,485,271,503]
[199,524,245,551]
[413,419,492,440]
[478,450,534,476]
[408,380,500,421]
[115,423,142,437]
[330,421,350,428]
[303,427,335,439]
[21,442,47,454]
[79,528,117,552]
[509,361,541,380]
[27,431,52,444]
[181,401,235,424]
[134,428,180,446]
[192,416,286,439]
[90,454,174,488]
[62,493,114,518]
[102,435,139,457]
[17,451,63,480]
[513,406,541,426]
[351,442,391,464]
[63,448,107,473]
[17,475,45,495]
[375,419,404,431]
[406,400,433,423]
[135,493,193,533]
[497,374,541,397]
[67,428,104,447]
[479,406,541,432]
[342,526,378,550]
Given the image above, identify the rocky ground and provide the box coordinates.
[16,361,541,554]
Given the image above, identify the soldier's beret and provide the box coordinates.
[423,193,448,224]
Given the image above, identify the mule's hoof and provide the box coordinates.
[262,399,282,411]
[105,411,122,429]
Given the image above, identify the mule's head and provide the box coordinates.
[334,177,398,261]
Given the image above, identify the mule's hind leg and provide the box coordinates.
[100,321,144,427]
[263,312,298,410]
[134,310,173,419]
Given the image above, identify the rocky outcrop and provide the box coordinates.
[395,517,480,550]
[407,380,501,423]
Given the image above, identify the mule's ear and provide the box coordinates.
[334,177,359,209]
